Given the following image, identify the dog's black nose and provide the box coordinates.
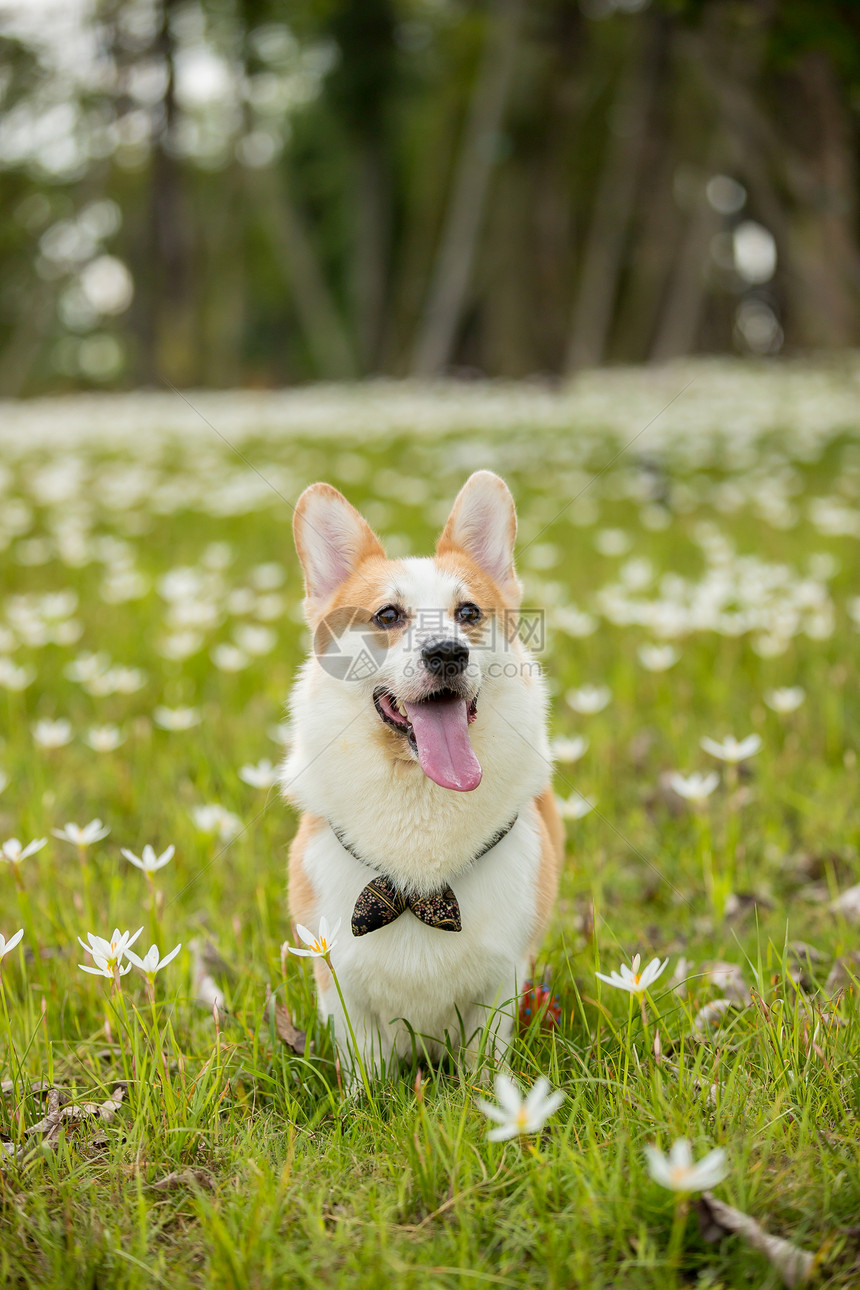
[421,637,468,679]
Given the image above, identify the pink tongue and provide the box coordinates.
[403,695,482,792]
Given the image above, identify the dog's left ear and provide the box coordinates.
[293,482,385,612]
[437,470,521,605]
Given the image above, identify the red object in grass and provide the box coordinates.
[519,980,562,1031]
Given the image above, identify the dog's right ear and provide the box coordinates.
[293,483,385,611]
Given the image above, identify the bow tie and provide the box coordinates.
[331,815,518,938]
[351,875,461,937]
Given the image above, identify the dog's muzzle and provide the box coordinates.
[421,637,468,683]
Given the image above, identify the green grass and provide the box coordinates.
[1,369,859,1288]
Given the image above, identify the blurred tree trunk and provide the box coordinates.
[481,163,535,375]
[411,0,524,377]
[200,164,245,389]
[649,153,721,363]
[353,144,390,370]
[324,0,397,372]
[253,168,358,380]
[612,145,681,362]
[565,12,662,372]
[650,9,770,363]
[147,0,197,386]
[0,284,54,396]
[789,50,860,345]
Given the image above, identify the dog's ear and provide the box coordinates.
[293,483,385,609]
[437,470,521,604]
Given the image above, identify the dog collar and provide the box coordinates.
[329,815,519,938]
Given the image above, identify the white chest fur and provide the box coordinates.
[301,808,541,1057]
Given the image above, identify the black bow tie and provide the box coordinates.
[352,875,461,937]
[331,816,518,939]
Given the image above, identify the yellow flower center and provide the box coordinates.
[515,1108,529,1129]
[669,1166,690,1186]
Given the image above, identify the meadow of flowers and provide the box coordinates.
[1,360,859,1287]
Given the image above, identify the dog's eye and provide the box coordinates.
[373,604,404,629]
[455,602,482,625]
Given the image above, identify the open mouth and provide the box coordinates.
[374,686,482,792]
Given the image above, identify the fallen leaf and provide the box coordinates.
[190,938,226,1015]
[724,891,775,923]
[703,961,752,1006]
[26,1085,125,1146]
[831,884,860,921]
[825,952,860,998]
[694,998,736,1034]
[1,1078,55,1096]
[150,1168,216,1191]
[266,988,308,1055]
[697,1191,815,1287]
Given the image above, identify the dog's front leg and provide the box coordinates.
[454,987,518,1084]
[320,984,393,1090]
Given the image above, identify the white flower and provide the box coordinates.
[637,643,680,672]
[764,687,805,714]
[153,705,201,731]
[644,1139,728,1193]
[565,685,611,714]
[0,659,35,690]
[669,771,719,803]
[85,724,126,752]
[596,953,669,996]
[553,607,597,638]
[126,942,182,979]
[78,926,142,976]
[288,916,341,958]
[475,1072,564,1142]
[211,643,250,672]
[595,528,631,557]
[238,759,279,789]
[0,928,24,960]
[233,624,276,656]
[556,794,596,820]
[255,593,285,621]
[79,928,143,975]
[109,666,147,695]
[700,734,762,764]
[65,651,110,684]
[190,804,242,842]
[1,836,47,865]
[121,843,175,873]
[32,718,73,748]
[268,722,292,748]
[158,632,203,661]
[550,736,589,763]
[52,819,110,848]
[250,561,284,590]
[79,953,133,980]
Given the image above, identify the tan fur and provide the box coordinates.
[288,813,333,996]
[531,788,565,949]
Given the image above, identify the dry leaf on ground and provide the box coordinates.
[697,1191,815,1287]
[266,987,308,1055]
[26,1085,126,1147]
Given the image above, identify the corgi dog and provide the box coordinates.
[282,470,563,1078]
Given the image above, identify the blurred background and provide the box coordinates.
[1,0,859,396]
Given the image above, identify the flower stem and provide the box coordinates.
[621,991,634,1093]
[0,972,22,1142]
[326,956,375,1105]
[666,1195,689,1280]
